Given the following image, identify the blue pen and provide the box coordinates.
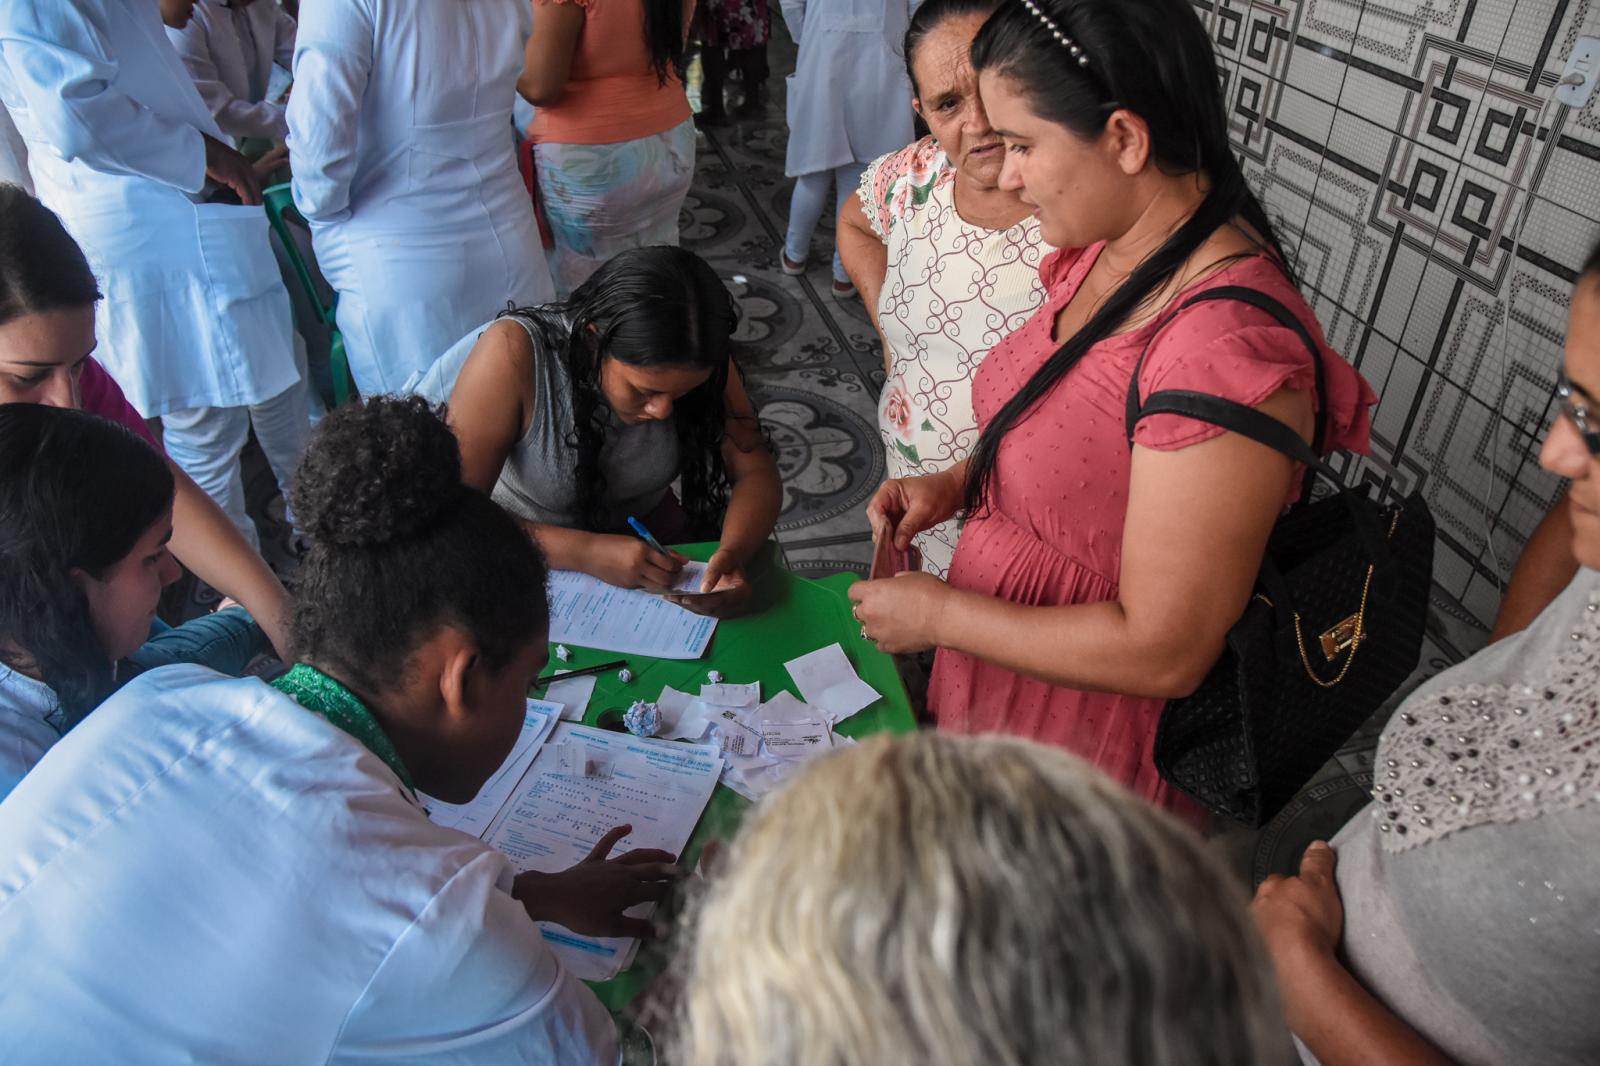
[626,515,670,555]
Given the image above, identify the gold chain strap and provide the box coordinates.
[1256,509,1404,689]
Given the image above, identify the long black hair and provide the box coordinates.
[289,396,551,698]
[503,246,745,535]
[903,0,998,93]
[644,0,688,88]
[962,0,1294,518]
[0,183,101,326]
[0,405,174,723]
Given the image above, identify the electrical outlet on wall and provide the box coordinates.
[1557,36,1600,108]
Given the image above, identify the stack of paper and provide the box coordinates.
[421,699,563,836]
[714,689,859,801]
[646,683,860,802]
[483,724,724,981]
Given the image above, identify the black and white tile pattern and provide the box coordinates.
[1198,0,1600,653]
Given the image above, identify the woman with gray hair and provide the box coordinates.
[670,732,1288,1066]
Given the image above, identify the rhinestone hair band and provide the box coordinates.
[1020,0,1091,67]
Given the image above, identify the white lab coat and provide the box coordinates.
[0,100,30,191]
[289,0,555,397]
[0,666,620,1064]
[0,0,298,417]
[779,0,915,177]
[167,0,297,142]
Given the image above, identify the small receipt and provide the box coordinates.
[701,682,759,708]
[667,561,711,595]
[717,728,755,756]
[785,643,881,723]
[761,719,833,757]
[544,671,598,721]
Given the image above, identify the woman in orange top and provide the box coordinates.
[519,0,698,297]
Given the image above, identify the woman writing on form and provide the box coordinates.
[413,247,781,618]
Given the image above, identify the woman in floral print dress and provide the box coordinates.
[838,0,1051,577]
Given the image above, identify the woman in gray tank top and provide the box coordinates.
[1251,239,1600,1065]
[411,247,780,617]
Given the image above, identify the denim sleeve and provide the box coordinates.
[126,608,269,678]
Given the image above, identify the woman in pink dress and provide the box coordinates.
[849,0,1376,816]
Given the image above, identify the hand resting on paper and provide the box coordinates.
[586,534,687,592]
[513,824,681,939]
[866,463,966,553]
[665,548,754,618]
[848,571,953,654]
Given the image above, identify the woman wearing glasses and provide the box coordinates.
[1253,235,1600,1065]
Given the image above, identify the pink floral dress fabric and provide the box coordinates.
[930,243,1378,816]
[860,137,1050,576]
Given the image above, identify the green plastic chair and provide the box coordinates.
[263,183,354,407]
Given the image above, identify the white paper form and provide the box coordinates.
[547,570,716,659]
[484,723,723,981]
[422,699,562,836]
[785,643,881,723]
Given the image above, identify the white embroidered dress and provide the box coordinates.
[860,137,1050,576]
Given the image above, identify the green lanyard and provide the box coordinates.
[272,664,416,797]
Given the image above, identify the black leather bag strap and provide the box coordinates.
[1124,284,1328,460]
[1124,286,1393,569]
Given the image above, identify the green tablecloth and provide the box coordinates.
[535,541,917,1012]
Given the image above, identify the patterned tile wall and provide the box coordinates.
[1195,0,1600,635]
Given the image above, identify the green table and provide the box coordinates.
[535,541,917,1012]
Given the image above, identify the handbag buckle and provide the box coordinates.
[1319,614,1363,661]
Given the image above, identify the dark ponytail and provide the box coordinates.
[962,0,1293,518]
[506,246,744,536]
[0,405,174,723]
[643,0,688,88]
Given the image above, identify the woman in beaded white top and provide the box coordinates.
[1252,237,1600,1066]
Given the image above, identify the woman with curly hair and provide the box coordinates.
[0,396,675,1060]
[412,246,781,617]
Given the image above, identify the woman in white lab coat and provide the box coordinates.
[168,0,298,144]
[0,396,672,1063]
[0,0,311,549]
[289,0,556,396]
[0,102,28,191]
[778,0,915,295]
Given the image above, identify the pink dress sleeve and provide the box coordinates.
[1130,279,1375,458]
[79,358,162,452]
[856,137,947,241]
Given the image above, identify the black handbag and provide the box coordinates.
[1125,286,1435,827]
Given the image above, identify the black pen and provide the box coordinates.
[531,658,629,688]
